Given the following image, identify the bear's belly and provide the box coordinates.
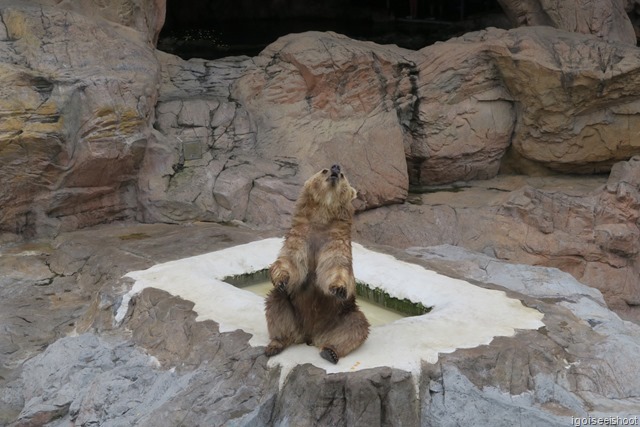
[291,285,351,336]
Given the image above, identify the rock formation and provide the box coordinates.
[356,156,640,322]
[0,2,159,237]
[410,26,640,184]
[38,0,167,44]
[497,0,636,44]
[2,2,640,424]
[233,32,411,208]
[3,1,640,234]
[2,223,640,425]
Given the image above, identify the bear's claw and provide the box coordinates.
[330,286,347,299]
[320,347,339,364]
[276,281,288,293]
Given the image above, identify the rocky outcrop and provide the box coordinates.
[140,31,415,227]
[4,3,640,235]
[38,0,167,45]
[233,31,412,209]
[0,2,159,237]
[409,26,640,185]
[2,223,640,425]
[145,26,640,219]
[356,156,640,322]
[502,156,640,311]
[497,0,636,44]
[413,245,640,425]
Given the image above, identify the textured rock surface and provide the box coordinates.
[356,156,640,322]
[407,32,515,184]
[410,26,640,182]
[2,223,640,425]
[233,31,411,209]
[0,3,159,237]
[4,6,640,234]
[145,26,640,219]
[497,0,636,44]
[414,245,640,424]
[141,31,415,226]
[135,52,281,225]
[38,0,167,44]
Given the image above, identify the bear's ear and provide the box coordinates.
[350,186,357,200]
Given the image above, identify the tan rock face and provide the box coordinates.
[3,6,640,243]
[233,32,412,209]
[356,156,640,321]
[0,4,158,236]
[38,0,166,44]
[488,27,640,173]
[497,0,636,44]
[408,35,516,185]
[411,26,640,179]
[138,28,640,230]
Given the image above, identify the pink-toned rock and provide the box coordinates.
[232,31,411,209]
[497,0,636,44]
[408,36,515,185]
[491,27,640,173]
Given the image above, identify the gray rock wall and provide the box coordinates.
[2,224,640,425]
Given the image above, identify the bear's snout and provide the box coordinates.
[330,164,341,178]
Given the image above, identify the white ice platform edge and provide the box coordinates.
[119,238,544,382]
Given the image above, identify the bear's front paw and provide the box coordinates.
[275,281,288,294]
[329,285,347,300]
[270,264,290,289]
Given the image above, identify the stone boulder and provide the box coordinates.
[0,3,159,237]
[356,156,640,322]
[407,33,516,185]
[2,223,640,425]
[497,0,636,44]
[233,31,412,209]
[408,26,640,185]
[38,0,167,44]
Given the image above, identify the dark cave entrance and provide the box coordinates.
[158,0,508,60]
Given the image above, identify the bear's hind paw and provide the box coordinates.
[265,340,286,357]
[320,347,339,364]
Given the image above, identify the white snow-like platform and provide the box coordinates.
[119,238,544,382]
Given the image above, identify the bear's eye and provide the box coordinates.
[321,169,328,174]
[340,173,344,178]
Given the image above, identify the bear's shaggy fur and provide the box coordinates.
[264,164,370,364]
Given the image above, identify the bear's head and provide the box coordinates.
[296,164,357,222]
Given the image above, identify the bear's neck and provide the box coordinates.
[293,199,353,229]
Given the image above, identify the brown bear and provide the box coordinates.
[264,164,370,364]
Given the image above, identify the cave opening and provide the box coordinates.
[158,0,508,60]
